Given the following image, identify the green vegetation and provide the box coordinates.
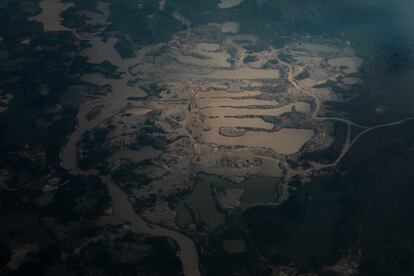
[114,38,136,59]
[223,239,247,253]
[106,0,184,46]
[52,175,110,221]
[201,175,345,274]
[177,174,279,229]
[2,0,414,275]
[334,120,414,276]
[43,106,77,167]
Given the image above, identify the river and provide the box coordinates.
[30,1,201,275]
[59,31,202,276]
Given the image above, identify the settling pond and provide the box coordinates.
[176,174,278,229]
[177,174,343,264]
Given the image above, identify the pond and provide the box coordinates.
[176,174,226,229]
[176,174,279,229]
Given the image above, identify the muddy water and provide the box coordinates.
[100,179,201,276]
[81,73,146,111]
[41,2,310,274]
[206,117,274,132]
[203,128,314,154]
[206,67,279,79]
[198,90,262,98]
[222,22,240,33]
[177,43,231,68]
[62,36,148,173]
[55,14,201,276]
[200,97,278,107]
[204,102,311,117]
[29,0,74,32]
[81,37,122,65]
[218,0,243,9]
[199,94,312,154]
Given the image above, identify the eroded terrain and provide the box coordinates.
[57,9,368,273]
[3,1,414,275]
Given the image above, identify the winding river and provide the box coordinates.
[59,36,201,276]
[33,2,413,275]
[27,1,202,274]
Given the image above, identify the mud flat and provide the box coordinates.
[29,0,74,32]
[203,128,314,154]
